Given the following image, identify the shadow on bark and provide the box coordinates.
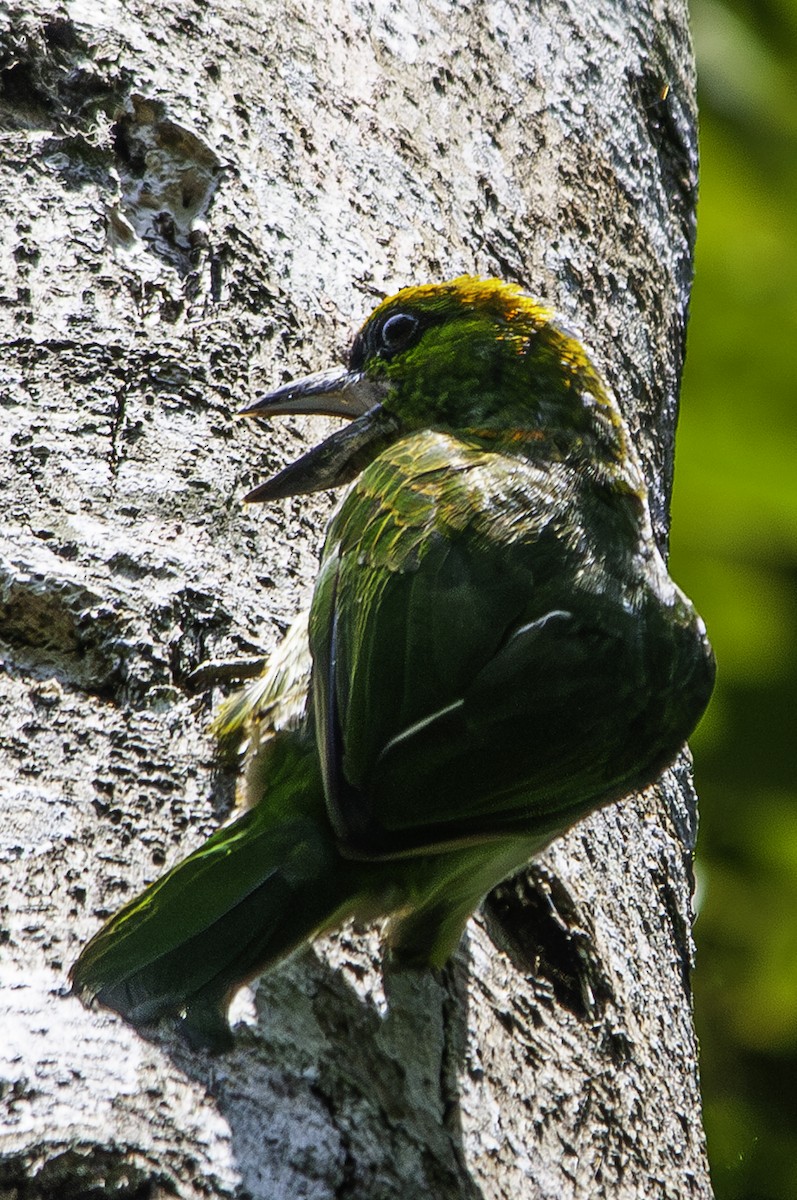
[158,948,486,1200]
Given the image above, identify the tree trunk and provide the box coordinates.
[0,2,711,1197]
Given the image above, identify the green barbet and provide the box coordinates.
[71,277,714,1050]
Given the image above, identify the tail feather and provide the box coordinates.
[70,732,362,1050]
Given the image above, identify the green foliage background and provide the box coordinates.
[671,3,797,1195]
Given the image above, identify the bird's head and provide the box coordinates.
[240,276,640,502]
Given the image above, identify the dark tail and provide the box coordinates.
[71,732,364,1051]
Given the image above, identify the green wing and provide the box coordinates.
[309,430,705,860]
[309,432,573,855]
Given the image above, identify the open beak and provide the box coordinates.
[238,368,398,503]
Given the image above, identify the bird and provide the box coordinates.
[71,276,715,1051]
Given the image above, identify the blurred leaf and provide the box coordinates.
[692,0,796,131]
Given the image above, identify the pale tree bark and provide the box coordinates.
[0,2,711,1197]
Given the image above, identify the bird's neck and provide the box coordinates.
[459,417,646,501]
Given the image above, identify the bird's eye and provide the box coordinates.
[379,312,419,354]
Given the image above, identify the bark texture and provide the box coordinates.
[0,2,710,1197]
